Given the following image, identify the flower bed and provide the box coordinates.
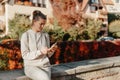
[50,39,120,64]
[0,39,120,70]
[0,39,22,70]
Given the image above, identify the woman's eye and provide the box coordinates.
[40,23,44,26]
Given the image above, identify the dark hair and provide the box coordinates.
[32,10,47,21]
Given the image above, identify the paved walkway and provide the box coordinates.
[1,69,120,80]
[0,69,24,80]
[97,72,120,80]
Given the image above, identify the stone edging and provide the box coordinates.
[51,56,120,77]
[1,56,120,80]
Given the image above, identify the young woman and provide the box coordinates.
[21,10,57,80]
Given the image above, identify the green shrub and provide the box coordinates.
[43,18,102,41]
[109,20,120,37]
[8,14,31,40]
[0,50,9,70]
[85,18,102,40]
[44,20,65,42]
[0,59,8,70]
[8,14,102,41]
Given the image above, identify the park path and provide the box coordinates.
[0,69,24,80]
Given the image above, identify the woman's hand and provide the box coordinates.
[40,47,48,55]
[40,43,58,55]
[47,44,58,53]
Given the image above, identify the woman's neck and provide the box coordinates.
[31,28,41,33]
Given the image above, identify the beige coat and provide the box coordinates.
[21,29,53,67]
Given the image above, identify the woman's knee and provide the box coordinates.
[24,67,51,80]
[32,73,50,80]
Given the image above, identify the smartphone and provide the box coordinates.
[51,42,57,48]
[48,42,58,52]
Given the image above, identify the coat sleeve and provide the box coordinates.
[45,33,55,57]
[20,32,43,60]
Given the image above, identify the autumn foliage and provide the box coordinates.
[0,39,120,70]
[50,0,83,30]
[0,39,22,70]
[50,40,120,64]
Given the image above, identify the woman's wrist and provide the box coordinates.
[40,50,44,55]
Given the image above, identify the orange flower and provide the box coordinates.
[8,60,16,70]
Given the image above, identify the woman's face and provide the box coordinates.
[33,18,46,32]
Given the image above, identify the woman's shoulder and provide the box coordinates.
[42,32,49,36]
[23,29,33,35]
[21,30,31,37]
[42,32,48,34]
